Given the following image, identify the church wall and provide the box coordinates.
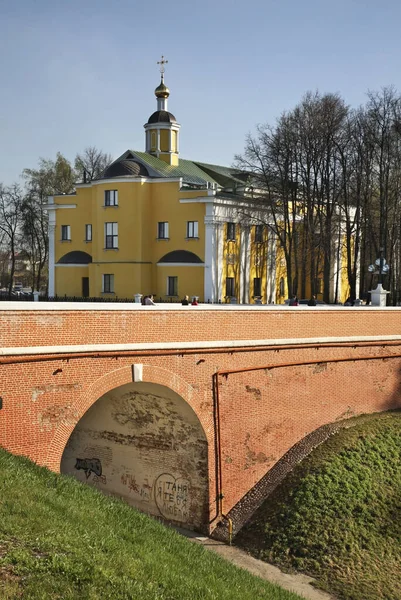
[160,129,169,152]
[155,266,205,301]
[54,186,92,264]
[55,266,89,297]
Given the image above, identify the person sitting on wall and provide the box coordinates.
[141,295,148,305]
[144,294,156,305]
[308,295,317,306]
[289,295,299,306]
[191,297,199,306]
[181,295,189,305]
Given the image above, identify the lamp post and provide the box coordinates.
[368,249,390,306]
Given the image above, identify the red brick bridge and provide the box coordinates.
[1,303,400,537]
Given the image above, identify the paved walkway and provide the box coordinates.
[177,528,335,600]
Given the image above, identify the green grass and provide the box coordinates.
[0,449,302,600]
[236,411,401,600]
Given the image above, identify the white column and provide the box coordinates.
[48,210,56,297]
[240,226,250,303]
[157,130,161,153]
[266,231,277,303]
[216,222,224,302]
[204,204,216,302]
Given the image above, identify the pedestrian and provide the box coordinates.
[289,295,299,306]
[307,295,317,306]
[181,295,189,305]
[144,294,156,305]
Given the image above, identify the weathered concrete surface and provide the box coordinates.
[61,382,209,528]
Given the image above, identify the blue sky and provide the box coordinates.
[1,0,401,185]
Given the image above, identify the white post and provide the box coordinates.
[204,204,215,302]
[240,226,250,303]
[47,202,56,297]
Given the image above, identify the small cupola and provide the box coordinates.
[144,55,181,166]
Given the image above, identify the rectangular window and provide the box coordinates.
[187,221,199,238]
[61,225,71,241]
[167,276,178,296]
[227,222,236,241]
[158,222,169,239]
[102,274,114,293]
[254,225,264,243]
[105,222,118,249]
[104,190,118,206]
[85,224,92,241]
[253,277,262,297]
[226,277,235,297]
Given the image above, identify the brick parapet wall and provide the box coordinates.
[1,304,401,348]
[1,304,401,533]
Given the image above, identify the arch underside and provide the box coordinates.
[60,381,209,529]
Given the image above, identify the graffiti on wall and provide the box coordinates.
[75,457,102,479]
[155,473,190,522]
[120,474,153,503]
[119,471,191,522]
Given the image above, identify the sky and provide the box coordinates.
[1,0,401,185]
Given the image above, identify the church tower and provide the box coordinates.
[144,56,181,166]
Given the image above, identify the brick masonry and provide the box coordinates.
[1,305,401,534]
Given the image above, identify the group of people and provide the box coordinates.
[141,294,156,305]
[289,295,317,306]
[181,295,198,306]
[140,294,199,306]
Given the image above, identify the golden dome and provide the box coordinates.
[155,79,170,99]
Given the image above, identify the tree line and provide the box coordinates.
[236,86,401,303]
[0,148,112,293]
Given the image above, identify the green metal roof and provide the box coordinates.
[127,151,249,188]
[131,151,218,187]
[193,161,249,186]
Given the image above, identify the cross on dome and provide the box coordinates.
[157,55,168,81]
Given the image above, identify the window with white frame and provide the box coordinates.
[167,276,178,296]
[254,225,264,243]
[85,224,92,241]
[102,274,114,293]
[186,221,198,238]
[226,222,236,241]
[158,222,169,239]
[104,190,118,206]
[61,225,71,241]
[226,277,235,297]
[253,277,262,297]
[105,222,118,249]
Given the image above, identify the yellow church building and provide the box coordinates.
[46,61,351,304]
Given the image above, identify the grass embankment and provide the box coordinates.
[0,449,302,600]
[236,412,401,600]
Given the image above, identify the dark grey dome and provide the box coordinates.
[57,251,92,265]
[158,250,203,264]
[103,160,149,179]
[147,110,177,124]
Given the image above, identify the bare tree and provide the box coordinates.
[74,146,113,182]
[22,152,75,291]
[0,185,24,294]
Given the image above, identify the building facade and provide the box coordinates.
[46,69,352,304]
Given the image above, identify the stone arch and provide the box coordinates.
[46,363,210,471]
[47,363,211,529]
